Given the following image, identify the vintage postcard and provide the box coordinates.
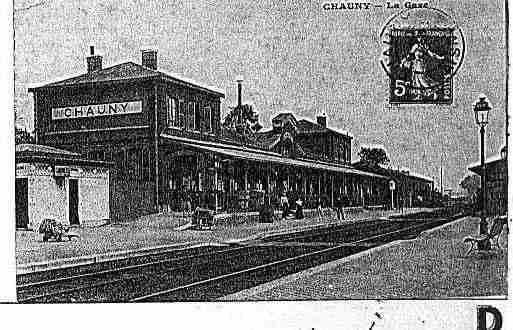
[5,0,511,328]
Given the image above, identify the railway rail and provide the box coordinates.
[132,219,447,302]
[17,217,453,303]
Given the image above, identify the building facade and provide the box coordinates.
[469,152,508,216]
[30,48,223,221]
[353,162,435,208]
[15,144,110,229]
[29,48,433,221]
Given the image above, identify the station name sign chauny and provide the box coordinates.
[52,101,142,120]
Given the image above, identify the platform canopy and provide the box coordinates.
[160,134,388,179]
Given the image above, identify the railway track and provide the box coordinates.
[132,219,447,302]
[17,245,226,285]
[17,217,450,303]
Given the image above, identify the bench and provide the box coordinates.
[39,218,80,242]
[463,215,507,256]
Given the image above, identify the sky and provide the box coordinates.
[13,0,507,192]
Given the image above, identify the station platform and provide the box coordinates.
[16,207,428,272]
[221,216,508,299]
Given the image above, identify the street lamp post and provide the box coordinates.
[473,96,492,250]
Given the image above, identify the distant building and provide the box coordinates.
[353,162,434,208]
[260,113,352,164]
[468,150,507,216]
[15,144,110,229]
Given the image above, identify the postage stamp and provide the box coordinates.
[388,28,454,104]
[3,0,511,328]
[379,7,466,105]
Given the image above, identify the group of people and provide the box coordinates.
[279,192,350,221]
[181,189,351,222]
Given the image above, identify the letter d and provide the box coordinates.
[477,305,502,330]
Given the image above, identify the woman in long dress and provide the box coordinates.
[401,37,445,99]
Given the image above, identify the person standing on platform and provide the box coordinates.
[280,192,289,219]
[335,194,346,221]
[317,196,324,219]
[295,196,304,219]
[184,192,192,216]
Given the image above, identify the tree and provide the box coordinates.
[358,147,390,167]
[222,104,262,136]
[460,174,481,196]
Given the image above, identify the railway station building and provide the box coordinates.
[15,144,111,229]
[29,48,433,221]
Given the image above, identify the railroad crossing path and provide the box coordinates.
[221,216,508,299]
[16,207,428,272]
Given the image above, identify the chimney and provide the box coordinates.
[236,76,243,108]
[86,46,103,73]
[142,49,158,70]
[317,114,327,127]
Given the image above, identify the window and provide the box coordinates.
[178,100,185,128]
[195,102,201,131]
[127,149,139,177]
[167,97,178,127]
[187,102,195,131]
[205,106,212,133]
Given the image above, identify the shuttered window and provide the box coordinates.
[195,102,201,131]
[205,106,212,133]
[187,102,195,131]
[178,100,185,128]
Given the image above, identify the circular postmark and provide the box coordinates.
[379,7,465,104]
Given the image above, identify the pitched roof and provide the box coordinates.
[273,113,296,122]
[297,119,329,134]
[353,161,434,183]
[468,156,506,176]
[16,144,112,167]
[29,62,225,97]
[254,130,281,150]
[16,144,80,157]
[297,119,352,138]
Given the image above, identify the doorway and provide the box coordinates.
[69,179,79,226]
[15,178,29,229]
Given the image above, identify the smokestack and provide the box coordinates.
[317,113,327,127]
[142,49,158,70]
[236,76,243,108]
[86,46,102,73]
